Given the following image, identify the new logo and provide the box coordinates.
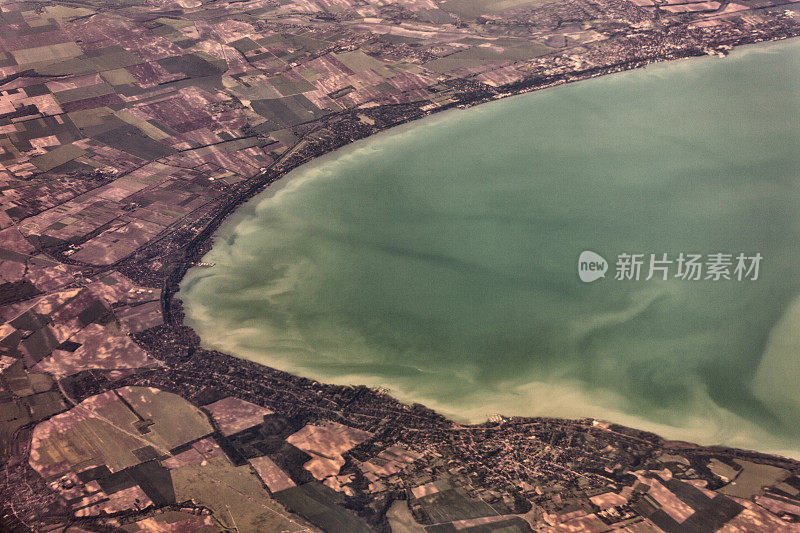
[578,251,608,283]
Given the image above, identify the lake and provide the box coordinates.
[180,38,800,457]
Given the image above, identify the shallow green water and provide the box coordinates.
[181,39,800,455]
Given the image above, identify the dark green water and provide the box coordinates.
[181,38,800,455]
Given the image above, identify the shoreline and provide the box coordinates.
[173,35,800,459]
[167,33,800,302]
[171,33,800,291]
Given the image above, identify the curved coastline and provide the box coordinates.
[174,35,800,247]
[176,36,800,460]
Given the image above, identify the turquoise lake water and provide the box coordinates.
[181,38,800,456]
